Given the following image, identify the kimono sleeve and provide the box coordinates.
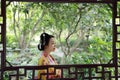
[37,56,47,80]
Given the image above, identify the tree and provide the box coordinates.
[40,3,112,64]
[7,2,112,64]
[7,2,46,51]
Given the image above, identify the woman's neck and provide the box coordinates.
[43,49,50,57]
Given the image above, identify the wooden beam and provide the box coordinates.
[6,0,114,3]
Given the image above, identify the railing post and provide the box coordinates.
[1,0,6,79]
[112,0,119,80]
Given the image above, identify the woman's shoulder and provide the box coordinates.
[38,53,46,65]
[38,53,45,59]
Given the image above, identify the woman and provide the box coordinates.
[37,32,61,80]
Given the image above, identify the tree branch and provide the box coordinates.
[26,10,45,48]
[65,12,82,56]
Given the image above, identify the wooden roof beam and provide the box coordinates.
[6,0,114,3]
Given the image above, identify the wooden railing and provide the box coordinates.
[2,64,120,80]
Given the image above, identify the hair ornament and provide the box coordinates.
[43,33,45,45]
[39,37,41,49]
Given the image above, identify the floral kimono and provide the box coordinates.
[37,52,61,80]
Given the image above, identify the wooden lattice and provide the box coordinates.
[1,0,120,80]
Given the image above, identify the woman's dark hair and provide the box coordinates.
[38,33,54,51]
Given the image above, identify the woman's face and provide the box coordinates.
[48,38,56,52]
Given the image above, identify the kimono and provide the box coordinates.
[37,52,61,80]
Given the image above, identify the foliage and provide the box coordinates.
[7,2,45,50]
[6,2,112,66]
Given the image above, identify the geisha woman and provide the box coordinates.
[37,32,61,80]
